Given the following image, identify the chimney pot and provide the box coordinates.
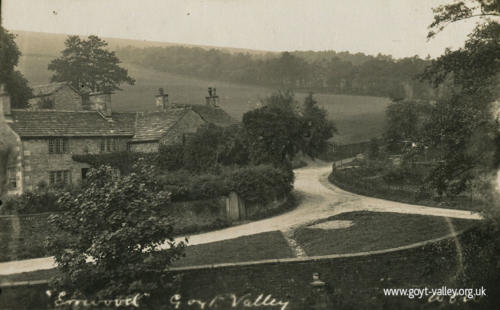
[205,86,219,107]
[155,88,169,112]
[89,92,112,117]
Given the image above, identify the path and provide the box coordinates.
[166,160,481,246]
[0,160,482,276]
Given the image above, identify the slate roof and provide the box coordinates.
[8,103,236,140]
[130,109,189,142]
[185,104,237,126]
[9,110,136,137]
[31,82,78,97]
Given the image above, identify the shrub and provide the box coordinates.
[157,143,184,171]
[72,152,156,175]
[157,165,294,205]
[46,161,185,299]
[1,188,62,215]
[227,165,294,204]
[188,174,229,200]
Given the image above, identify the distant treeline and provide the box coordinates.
[117,46,434,99]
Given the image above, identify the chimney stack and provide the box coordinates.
[0,84,12,122]
[155,88,169,112]
[89,92,112,117]
[205,87,219,107]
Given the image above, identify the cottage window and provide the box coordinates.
[49,170,71,185]
[39,97,55,109]
[100,138,119,152]
[49,138,69,154]
[7,167,17,189]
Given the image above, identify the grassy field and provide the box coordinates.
[172,231,295,267]
[1,231,294,283]
[329,165,489,212]
[2,212,477,283]
[293,211,478,256]
[17,55,390,144]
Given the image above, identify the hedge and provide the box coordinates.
[158,165,294,204]
[2,164,294,215]
[0,190,60,215]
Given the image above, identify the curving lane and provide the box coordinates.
[0,160,482,276]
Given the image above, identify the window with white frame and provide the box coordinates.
[100,138,119,152]
[49,170,71,185]
[48,138,69,154]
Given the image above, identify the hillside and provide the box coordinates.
[12,30,391,144]
[11,30,273,57]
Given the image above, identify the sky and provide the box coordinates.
[2,0,479,58]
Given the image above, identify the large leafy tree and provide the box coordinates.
[425,3,500,304]
[243,91,305,166]
[46,161,185,300]
[0,26,33,108]
[427,0,500,39]
[48,35,135,92]
[420,0,499,196]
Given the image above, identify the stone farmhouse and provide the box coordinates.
[1,85,235,195]
[28,82,83,111]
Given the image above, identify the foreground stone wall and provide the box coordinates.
[3,229,497,309]
[0,195,293,262]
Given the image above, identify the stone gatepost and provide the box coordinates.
[307,273,334,309]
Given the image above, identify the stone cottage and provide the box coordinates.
[28,82,83,111]
[129,88,235,152]
[3,85,235,195]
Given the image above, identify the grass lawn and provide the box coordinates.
[1,230,294,283]
[293,211,479,256]
[173,231,294,267]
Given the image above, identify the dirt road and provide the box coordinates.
[0,160,482,276]
[171,160,482,247]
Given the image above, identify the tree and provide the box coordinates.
[243,91,304,166]
[0,26,33,108]
[421,0,499,196]
[301,93,337,157]
[46,161,185,300]
[48,35,135,92]
[384,100,433,153]
[182,124,225,172]
[217,124,250,167]
[427,0,500,39]
[0,117,17,199]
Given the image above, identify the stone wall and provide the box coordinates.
[21,137,129,191]
[29,86,83,111]
[128,142,159,153]
[53,87,83,111]
[160,110,206,146]
[129,110,206,152]
[168,198,228,234]
[3,230,496,309]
